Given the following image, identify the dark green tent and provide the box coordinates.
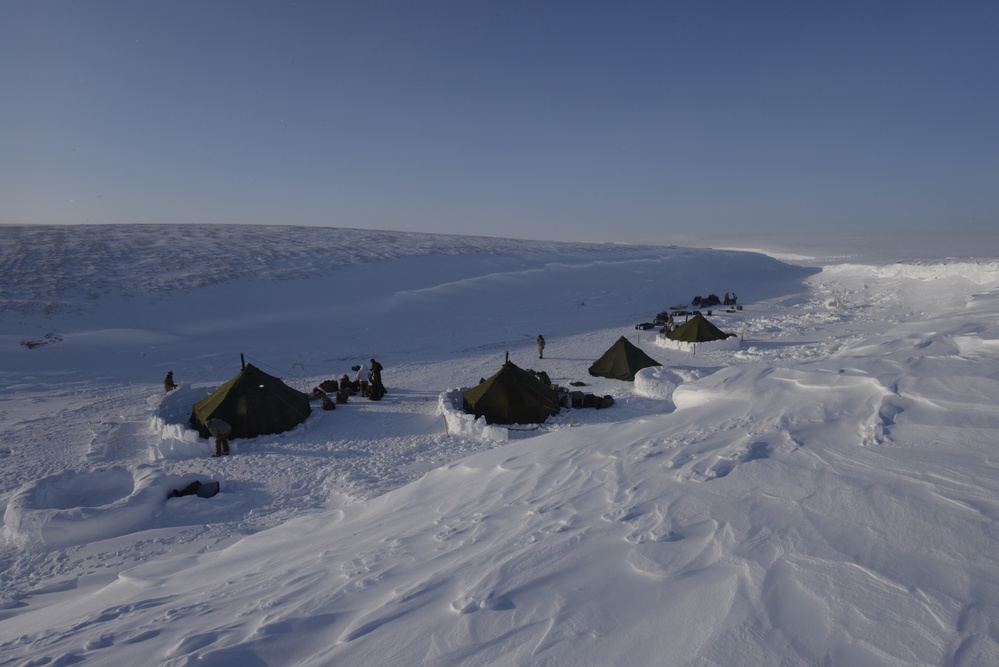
[666,313,732,343]
[588,336,662,381]
[190,363,312,439]
[462,361,560,425]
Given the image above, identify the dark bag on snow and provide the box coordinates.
[168,480,220,499]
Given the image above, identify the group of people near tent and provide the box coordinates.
[172,298,740,452]
[175,358,388,458]
[464,300,743,426]
[461,335,664,426]
[308,359,386,409]
[692,292,737,308]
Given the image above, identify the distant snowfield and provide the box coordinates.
[1,224,999,666]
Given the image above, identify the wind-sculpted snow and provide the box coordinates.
[1,225,810,385]
[0,224,657,317]
[823,260,999,286]
[2,466,234,550]
[2,225,999,665]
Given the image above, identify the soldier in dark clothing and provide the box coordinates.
[368,358,385,400]
[164,371,178,392]
[537,335,546,359]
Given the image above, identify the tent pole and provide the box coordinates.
[240,353,245,370]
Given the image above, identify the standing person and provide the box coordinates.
[368,358,385,399]
[537,335,546,359]
[205,418,232,457]
[164,371,178,392]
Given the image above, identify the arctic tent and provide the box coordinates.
[666,313,733,343]
[190,363,312,439]
[588,336,662,381]
[462,361,560,425]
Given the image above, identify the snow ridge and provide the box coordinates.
[0,224,655,315]
[2,225,999,666]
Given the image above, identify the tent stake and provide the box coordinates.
[443,415,450,437]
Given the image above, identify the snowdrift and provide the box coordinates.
[3,225,999,666]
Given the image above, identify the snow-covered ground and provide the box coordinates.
[1,224,998,666]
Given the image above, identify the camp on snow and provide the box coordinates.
[665,312,735,343]
[588,336,662,381]
[190,363,312,439]
[462,360,561,425]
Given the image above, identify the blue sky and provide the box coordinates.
[2,1,997,243]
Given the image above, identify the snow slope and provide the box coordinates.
[1,224,998,666]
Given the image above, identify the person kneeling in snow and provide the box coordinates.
[205,418,232,457]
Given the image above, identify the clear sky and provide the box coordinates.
[2,1,998,243]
